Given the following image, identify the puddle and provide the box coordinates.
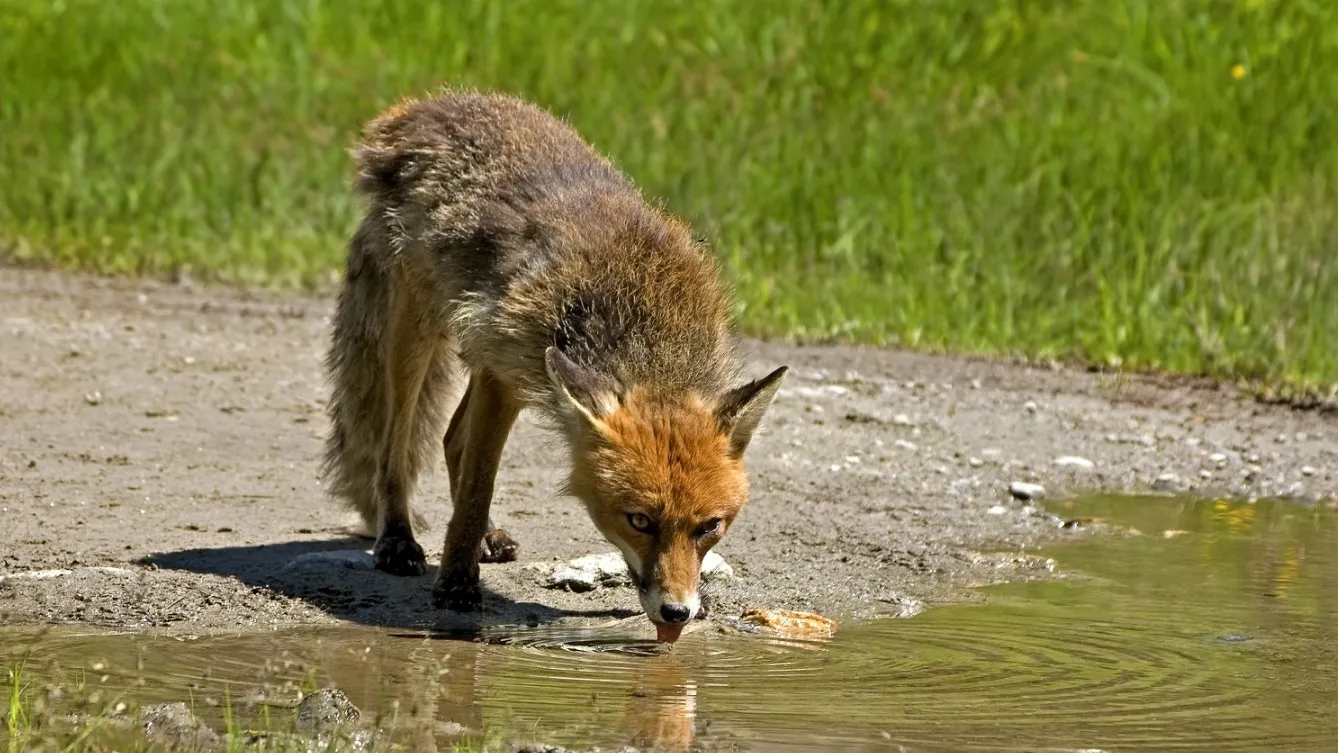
[3,495,1336,752]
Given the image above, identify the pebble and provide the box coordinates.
[1008,482,1046,501]
[892,413,914,426]
[986,505,1009,515]
[295,688,360,733]
[1152,473,1181,491]
[141,702,219,750]
[1209,453,1228,465]
[967,457,983,468]
[1023,401,1038,414]
[894,439,918,451]
[285,550,377,572]
[1301,466,1317,477]
[1054,456,1095,470]
[1105,433,1154,446]
[84,391,102,406]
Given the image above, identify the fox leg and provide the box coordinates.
[370,282,439,576]
[434,368,521,611]
[442,382,520,564]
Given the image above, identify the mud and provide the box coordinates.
[1,267,1335,634]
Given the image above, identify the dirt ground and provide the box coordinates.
[1,266,1335,638]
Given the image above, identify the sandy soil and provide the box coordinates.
[1,266,1334,637]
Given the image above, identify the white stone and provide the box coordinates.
[1008,482,1046,501]
[285,550,376,572]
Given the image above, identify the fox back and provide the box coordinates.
[335,89,787,635]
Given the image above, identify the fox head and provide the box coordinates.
[544,347,787,641]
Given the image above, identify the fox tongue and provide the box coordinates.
[655,622,685,643]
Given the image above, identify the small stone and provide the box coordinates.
[986,505,1008,515]
[1301,466,1317,477]
[894,439,918,451]
[295,688,360,733]
[1008,482,1046,501]
[84,391,102,406]
[1152,473,1181,491]
[891,413,913,426]
[1244,466,1262,483]
[142,702,220,749]
[285,550,376,572]
[1023,401,1038,414]
[1198,470,1212,479]
[970,379,982,390]
[701,550,734,581]
[1209,453,1228,464]
[967,457,983,468]
[1054,456,1095,470]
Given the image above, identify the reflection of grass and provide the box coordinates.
[3,1,1338,390]
[1,660,492,752]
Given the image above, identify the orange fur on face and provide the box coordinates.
[568,388,748,604]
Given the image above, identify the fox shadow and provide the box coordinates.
[144,536,638,633]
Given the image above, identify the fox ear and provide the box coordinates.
[545,346,620,430]
[715,366,788,460]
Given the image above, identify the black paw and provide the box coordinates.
[432,570,482,611]
[479,528,520,563]
[373,533,427,576]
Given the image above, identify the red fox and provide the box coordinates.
[321,90,787,642]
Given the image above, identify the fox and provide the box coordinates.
[320,89,787,643]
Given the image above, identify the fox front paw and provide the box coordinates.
[373,533,427,576]
[432,571,482,612]
[479,528,520,563]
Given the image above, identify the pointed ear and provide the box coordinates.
[715,365,788,459]
[545,346,620,429]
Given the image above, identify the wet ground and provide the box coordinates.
[5,493,1336,752]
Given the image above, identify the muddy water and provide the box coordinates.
[4,495,1336,752]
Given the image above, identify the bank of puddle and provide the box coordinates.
[3,494,1335,752]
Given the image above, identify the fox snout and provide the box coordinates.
[621,543,705,645]
[629,556,701,626]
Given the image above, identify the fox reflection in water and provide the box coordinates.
[313,630,704,751]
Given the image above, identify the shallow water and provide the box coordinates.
[3,494,1336,752]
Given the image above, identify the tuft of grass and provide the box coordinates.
[6,662,29,753]
[2,0,1336,389]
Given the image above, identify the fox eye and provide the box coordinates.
[695,518,724,538]
[627,513,655,533]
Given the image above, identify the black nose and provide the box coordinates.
[659,603,691,624]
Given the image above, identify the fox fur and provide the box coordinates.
[321,89,787,635]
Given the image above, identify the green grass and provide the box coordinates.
[2,0,1336,390]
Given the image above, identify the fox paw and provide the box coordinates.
[373,534,427,576]
[433,571,482,612]
[479,528,519,563]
